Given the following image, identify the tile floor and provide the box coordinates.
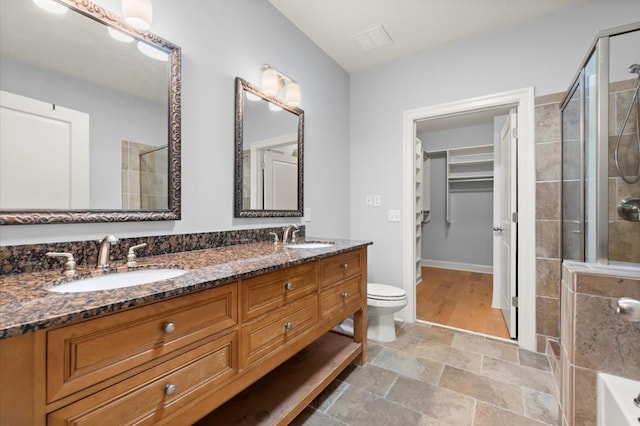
[292,322,559,426]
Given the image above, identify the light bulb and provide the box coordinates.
[269,102,283,112]
[286,82,301,106]
[122,0,152,31]
[262,68,279,96]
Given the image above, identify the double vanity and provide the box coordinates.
[0,239,370,425]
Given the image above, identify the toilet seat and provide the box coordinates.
[367,283,407,301]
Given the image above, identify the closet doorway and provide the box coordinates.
[402,88,537,350]
[415,107,516,340]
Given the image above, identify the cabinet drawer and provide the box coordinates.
[241,294,318,368]
[319,276,363,322]
[48,331,238,426]
[318,250,363,288]
[241,262,317,322]
[47,283,238,402]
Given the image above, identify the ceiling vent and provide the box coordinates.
[352,25,393,51]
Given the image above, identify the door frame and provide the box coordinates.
[402,87,536,351]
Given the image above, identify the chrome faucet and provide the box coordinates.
[282,224,299,244]
[96,235,119,270]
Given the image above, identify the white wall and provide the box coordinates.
[0,0,351,245]
[349,0,640,287]
[419,124,494,267]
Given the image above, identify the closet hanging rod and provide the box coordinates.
[423,149,447,159]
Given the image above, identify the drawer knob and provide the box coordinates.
[341,263,349,270]
[164,383,177,396]
[284,322,293,330]
[284,282,294,290]
[341,292,349,298]
[163,322,176,334]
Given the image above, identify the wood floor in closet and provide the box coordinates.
[416,267,511,339]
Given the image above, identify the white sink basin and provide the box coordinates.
[597,372,640,426]
[287,242,335,249]
[47,269,187,293]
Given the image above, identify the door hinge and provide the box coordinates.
[512,212,518,223]
[511,127,518,140]
[512,296,518,308]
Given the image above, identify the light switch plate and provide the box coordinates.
[373,195,381,207]
[304,207,311,222]
[366,194,373,205]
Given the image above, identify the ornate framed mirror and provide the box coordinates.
[0,0,181,224]
[234,77,304,218]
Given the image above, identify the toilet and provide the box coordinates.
[367,283,408,343]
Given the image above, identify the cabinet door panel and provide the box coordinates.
[47,283,237,402]
[318,251,362,288]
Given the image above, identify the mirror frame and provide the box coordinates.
[234,77,304,218]
[0,0,181,225]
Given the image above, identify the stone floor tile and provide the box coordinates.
[523,388,560,425]
[386,375,474,425]
[326,386,425,426]
[413,339,483,374]
[380,334,421,354]
[519,348,552,371]
[482,356,557,395]
[473,401,548,426]
[366,342,383,362]
[405,324,456,345]
[439,365,524,413]
[337,363,398,397]
[291,407,347,426]
[371,347,444,385]
[309,379,349,412]
[451,333,519,362]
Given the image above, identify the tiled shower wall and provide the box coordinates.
[121,141,168,210]
[534,93,564,351]
[608,79,640,262]
[559,263,640,426]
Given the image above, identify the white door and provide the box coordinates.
[263,150,297,210]
[495,109,518,338]
[0,91,90,209]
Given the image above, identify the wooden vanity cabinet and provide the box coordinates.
[0,247,368,426]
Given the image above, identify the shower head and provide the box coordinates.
[629,63,640,76]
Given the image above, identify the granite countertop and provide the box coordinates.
[0,238,371,339]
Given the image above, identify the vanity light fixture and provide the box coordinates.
[33,0,68,14]
[261,64,301,107]
[121,0,153,31]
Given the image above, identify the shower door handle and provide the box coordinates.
[493,227,503,232]
[618,196,640,222]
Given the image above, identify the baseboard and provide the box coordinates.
[421,259,493,274]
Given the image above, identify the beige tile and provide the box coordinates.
[404,323,456,345]
[291,407,345,426]
[536,181,560,220]
[574,272,640,299]
[523,388,559,425]
[326,386,425,426]
[535,220,560,259]
[121,141,129,169]
[371,347,444,385]
[535,93,564,106]
[536,296,559,338]
[439,366,523,413]
[473,401,547,426]
[386,375,474,425]
[413,339,483,374]
[561,280,575,362]
[482,356,557,396]
[535,104,561,144]
[380,335,421,354]
[536,258,560,298]
[366,342,383,363]
[609,220,640,263]
[535,142,561,181]
[309,379,348,412]
[574,293,640,379]
[451,333,519,362]
[518,348,551,372]
[573,367,597,426]
[615,88,638,135]
[337,363,398,397]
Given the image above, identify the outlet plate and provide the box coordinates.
[388,209,400,222]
